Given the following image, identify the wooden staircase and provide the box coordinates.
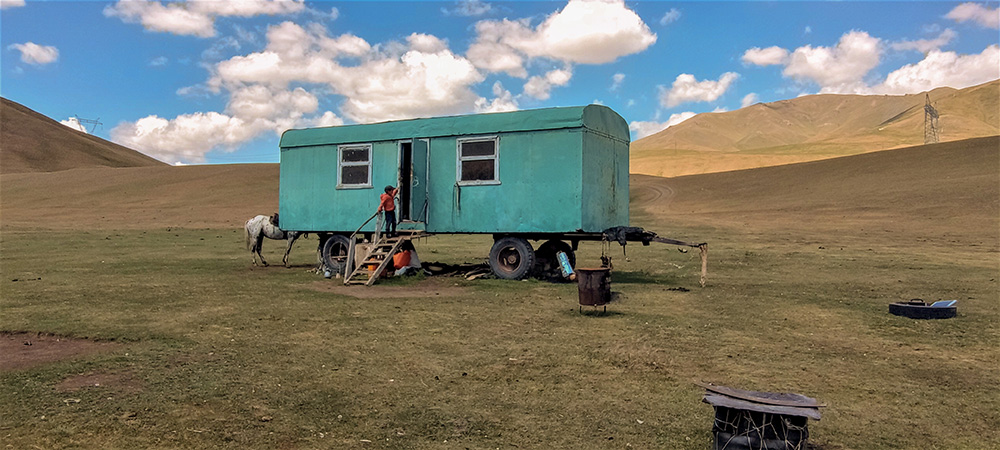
[344,231,427,286]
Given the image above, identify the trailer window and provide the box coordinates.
[338,144,372,188]
[457,137,498,185]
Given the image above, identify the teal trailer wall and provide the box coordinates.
[278,105,629,234]
[279,141,400,232]
[423,129,583,233]
[580,130,629,230]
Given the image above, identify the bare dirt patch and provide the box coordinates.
[306,278,470,299]
[0,332,121,372]
[56,370,143,393]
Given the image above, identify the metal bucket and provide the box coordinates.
[577,268,611,306]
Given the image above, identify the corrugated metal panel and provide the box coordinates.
[280,105,628,148]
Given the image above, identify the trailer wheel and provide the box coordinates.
[534,240,576,277]
[489,237,535,280]
[320,234,351,275]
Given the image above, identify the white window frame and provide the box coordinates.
[337,144,373,189]
[456,136,500,186]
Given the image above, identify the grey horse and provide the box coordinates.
[244,213,306,267]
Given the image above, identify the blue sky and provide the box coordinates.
[2,0,998,165]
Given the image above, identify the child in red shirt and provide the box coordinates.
[377,185,398,236]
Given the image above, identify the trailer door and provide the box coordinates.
[410,138,428,223]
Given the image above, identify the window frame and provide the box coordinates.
[455,136,500,186]
[336,143,373,189]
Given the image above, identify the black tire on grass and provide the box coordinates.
[320,234,351,275]
[489,237,535,280]
[534,239,575,277]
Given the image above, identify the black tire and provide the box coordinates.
[534,239,575,277]
[320,234,351,275]
[489,237,535,280]
[889,301,957,319]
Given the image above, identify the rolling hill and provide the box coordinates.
[0,97,165,174]
[632,79,999,177]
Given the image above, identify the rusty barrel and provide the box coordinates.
[577,268,611,306]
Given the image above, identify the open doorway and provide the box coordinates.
[398,141,413,221]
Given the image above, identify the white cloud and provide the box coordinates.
[748,30,998,96]
[7,42,59,65]
[611,72,625,91]
[742,46,789,66]
[523,68,573,100]
[116,21,495,162]
[0,0,25,9]
[467,0,656,72]
[660,72,739,108]
[103,0,306,38]
[111,85,343,164]
[875,45,1000,94]
[782,30,882,93]
[629,111,697,139]
[60,117,88,133]
[149,56,168,67]
[442,0,492,17]
[741,93,759,108]
[475,81,519,113]
[660,8,680,26]
[891,28,957,53]
[946,2,1000,29]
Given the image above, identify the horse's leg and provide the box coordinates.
[283,233,298,267]
[256,233,268,266]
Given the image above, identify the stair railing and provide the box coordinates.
[344,211,380,279]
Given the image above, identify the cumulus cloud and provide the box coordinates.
[946,2,1000,29]
[0,0,25,9]
[891,28,957,53]
[875,45,1000,94]
[660,72,739,108]
[8,42,59,65]
[629,111,697,140]
[111,86,342,164]
[114,21,492,163]
[741,93,759,108]
[523,68,572,100]
[660,8,680,25]
[782,30,882,93]
[467,0,656,71]
[149,56,168,67]
[742,46,789,66]
[745,30,998,96]
[60,117,88,133]
[103,0,306,38]
[474,81,519,113]
[442,0,492,17]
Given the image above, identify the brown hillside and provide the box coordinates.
[633,136,1000,247]
[632,80,1000,177]
[2,136,997,256]
[1,164,278,229]
[0,97,165,174]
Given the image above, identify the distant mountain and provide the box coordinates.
[0,97,165,174]
[631,79,999,177]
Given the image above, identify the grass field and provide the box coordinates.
[2,137,997,449]
[2,221,997,449]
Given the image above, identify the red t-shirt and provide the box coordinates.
[379,190,397,212]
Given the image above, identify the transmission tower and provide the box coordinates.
[73,116,103,134]
[923,94,939,144]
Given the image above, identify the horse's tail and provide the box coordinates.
[244,220,253,250]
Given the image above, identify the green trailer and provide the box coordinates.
[279,104,631,279]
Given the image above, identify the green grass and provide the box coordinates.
[1,226,997,449]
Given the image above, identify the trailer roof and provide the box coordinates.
[280,104,628,148]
